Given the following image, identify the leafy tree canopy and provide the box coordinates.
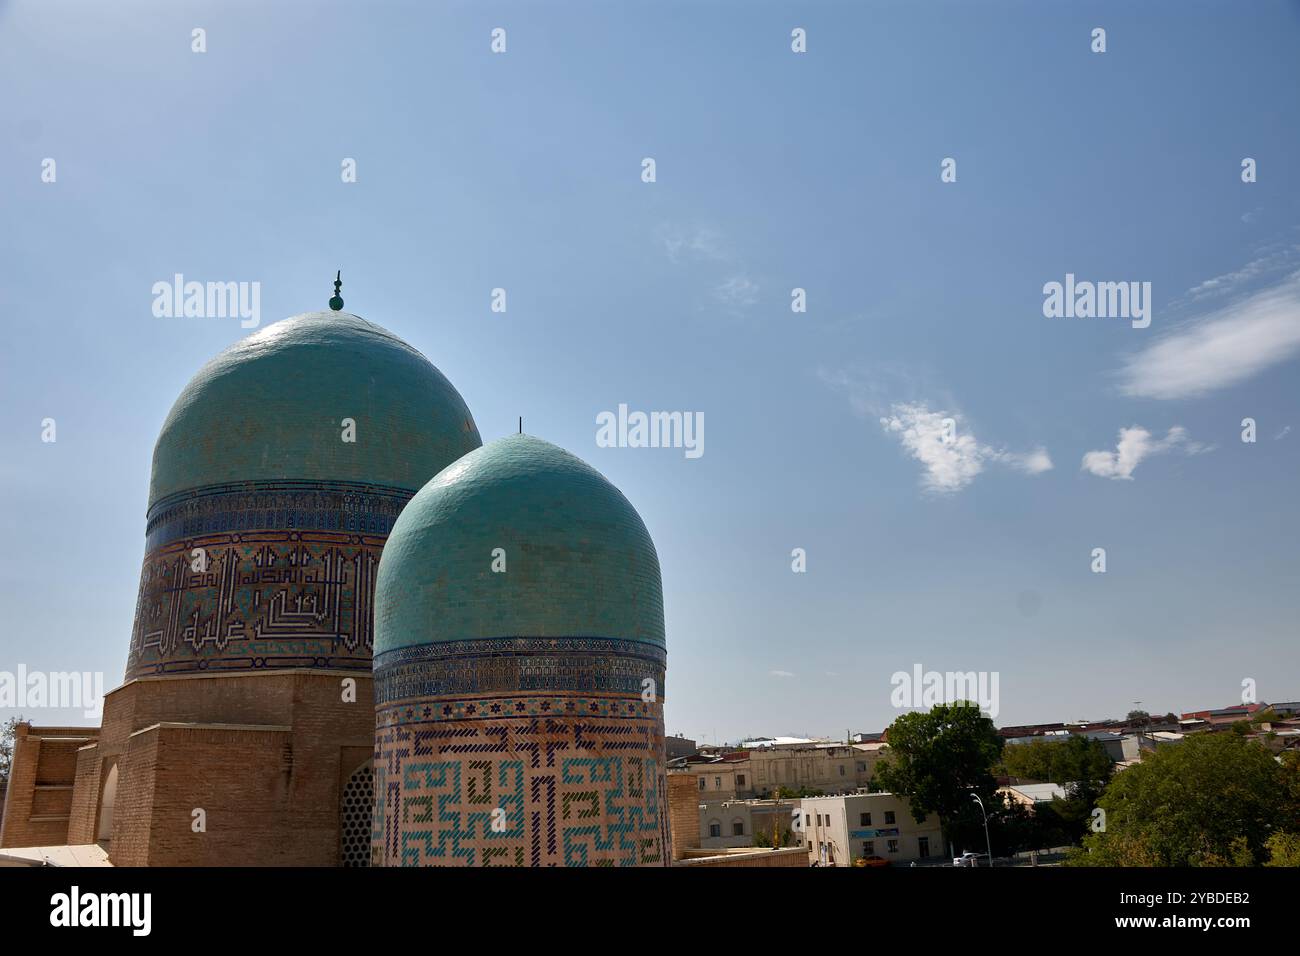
[1069,733,1295,867]
[1001,736,1113,789]
[1,715,26,790]
[873,703,1003,846]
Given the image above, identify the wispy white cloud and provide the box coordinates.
[1183,246,1299,302]
[658,224,725,264]
[1118,271,1300,399]
[1081,425,1211,480]
[816,366,891,419]
[1276,425,1292,441]
[997,447,1055,476]
[770,670,796,678]
[877,402,1053,494]
[658,223,761,313]
[715,274,759,308]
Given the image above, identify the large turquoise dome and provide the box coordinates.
[374,434,665,653]
[148,311,481,506]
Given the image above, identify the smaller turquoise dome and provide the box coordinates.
[375,434,665,653]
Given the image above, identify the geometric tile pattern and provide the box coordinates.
[372,709,667,867]
[372,639,667,866]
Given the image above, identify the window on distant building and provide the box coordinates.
[714,777,721,789]
[856,761,866,772]
[733,820,744,836]
[863,841,874,856]
[887,839,899,854]
[839,765,845,776]
[860,812,871,826]
[698,777,705,790]
[737,774,745,786]
[805,814,811,828]
[709,822,721,838]
[884,810,896,825]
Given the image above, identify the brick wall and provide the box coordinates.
[66,744,103,845]
[110,724,161,866]
[667,772,701,861]
[0,725,99,849]
[86,671,375,866]
[113,724,298,866]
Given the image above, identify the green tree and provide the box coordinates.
[1068,733,1291,866]
[775,786,824,799]
[1001,736,1114,846]
[753,827,796,848]
[873,703,1003,852]
[1,715,26,791]
[1263,831,1300,867]
[1002,736,1113,787]
[1281,751,1300,805]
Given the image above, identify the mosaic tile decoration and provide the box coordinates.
[372,639,668,867]
[126,481,412,679]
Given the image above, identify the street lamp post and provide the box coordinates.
[970,792,993,868]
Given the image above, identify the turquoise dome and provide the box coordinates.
[374,434,665,653]
[148,311,481,506]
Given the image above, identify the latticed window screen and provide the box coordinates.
[340,763,374,867]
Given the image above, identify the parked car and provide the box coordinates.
[854,855,890,868]
[952,851,981,867]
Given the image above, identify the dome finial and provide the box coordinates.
[329,271,344,311]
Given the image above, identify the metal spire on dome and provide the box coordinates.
[328,271,344,311]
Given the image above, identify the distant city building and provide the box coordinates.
[800,793,944,866]
[672,742,886,799]
[740,736,826,749]
[1180,703,1266,728]
[665,735,697,761]
[666,774,807,868]
[698,798,805,850]
[999,783,1070,808]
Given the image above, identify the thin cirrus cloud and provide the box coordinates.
[1181,244,1298,302]
[714,274,759,308]
[658,223,725,264]
[658,222,760,312]
[1118,269,1300,400]
[878,402,1053,495]
[1081,425,1211,480]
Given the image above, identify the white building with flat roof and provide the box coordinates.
[799,792,944,866]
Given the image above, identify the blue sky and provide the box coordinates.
[2,1,1298,744]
